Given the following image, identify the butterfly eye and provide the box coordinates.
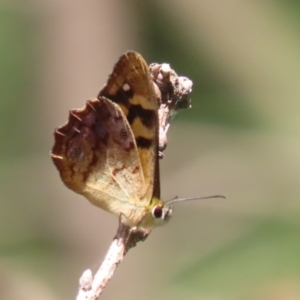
[120,129,128,139]
[73,148,81,157]
[152,206,163,219]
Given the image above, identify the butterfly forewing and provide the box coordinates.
[99,51,159,202]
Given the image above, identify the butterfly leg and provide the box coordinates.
[115,214,151,252]
[114,213,131,242]
[125,228,151,254]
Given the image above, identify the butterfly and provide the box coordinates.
[51,51,172,229]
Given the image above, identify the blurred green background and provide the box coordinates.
[1,1,300,299]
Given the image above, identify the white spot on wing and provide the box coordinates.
[122,83,130,91]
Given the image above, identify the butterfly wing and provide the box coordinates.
[51,97,146,218]
[51,52,160,225]
[99,51,160,201]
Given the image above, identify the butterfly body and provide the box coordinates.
[51,52,172,229]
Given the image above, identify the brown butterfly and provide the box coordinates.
[51,52,172,229]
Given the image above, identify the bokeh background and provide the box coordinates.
[1,1,300,299]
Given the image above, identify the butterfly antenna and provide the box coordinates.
[165,195,226,206]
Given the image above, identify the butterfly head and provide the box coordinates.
[138,197,172,228]
[150,199,173,225]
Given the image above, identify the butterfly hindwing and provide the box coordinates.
[51,97,148,219]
